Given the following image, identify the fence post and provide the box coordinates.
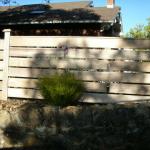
[2,29,11,100]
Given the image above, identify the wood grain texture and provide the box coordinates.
[6,36,150,101]
[8,78,107,93]
[0,81,2,90]
[7,89,150,103]
[9,77,150,95]
[10,36,150,49]
[80,93,150,103]
[2,30,11,100]
[9,57,108,70]
[8,68,150,84]
[0,91,3,100]
[0,71,3,80]
[110,83,150,95]
[8,88,43,99]
[0,61,3,70]
[0,51,3,60]
[10,47,150,61]
[9,57,150,72]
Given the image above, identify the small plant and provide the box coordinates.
[37,72,84,106]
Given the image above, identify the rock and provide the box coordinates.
[41,106,58,127]
[0,110,11,129]
[18,106,42,127]
[106,104,115,110]
[0,129,5,148]
[135,104,149,117]
[24,132,39,146]
[62,106,80,115]
[42,105,55,116]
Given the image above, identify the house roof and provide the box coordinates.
[0,1,120,25]
[50,1,93,9]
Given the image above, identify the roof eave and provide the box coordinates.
[0,20,115,25]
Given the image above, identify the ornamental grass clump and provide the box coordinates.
[38,72,84,106]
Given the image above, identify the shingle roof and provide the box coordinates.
[0,1,120,25]
[50,1,93,9]
[0,1,93,11]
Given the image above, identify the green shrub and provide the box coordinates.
[37,72,84,106]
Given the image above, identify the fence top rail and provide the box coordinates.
[10,36,150,49]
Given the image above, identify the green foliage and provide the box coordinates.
[37,72,84,106]
[126,18,150,39]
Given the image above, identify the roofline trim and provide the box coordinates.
[0,20,115,25]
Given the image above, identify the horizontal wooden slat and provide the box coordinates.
[10,47,150,61]
[80,93,150,103]
[8,78,37,88]
[0,40,4,49]
[84,82,107,92]
[108,60,150,72]
[9,57,108,70]
[110,83,150,95]
[0,51,3,60]
[0,81,2,90]
[9,68,58,78]
[8,78,107,93]
[0,61,3,69]
[9,77,150,95]
[0,71,3,80]
[8,88,43,99]
[8,68,150,84]
[10,36,150,49]
[8,89,150,102]
[9,57,150,72]
[0,91,3,100]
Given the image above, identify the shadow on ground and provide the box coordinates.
[2,102,150,150]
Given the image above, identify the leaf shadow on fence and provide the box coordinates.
[22,37,150,103]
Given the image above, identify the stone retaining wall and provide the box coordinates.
[0,102,150,150]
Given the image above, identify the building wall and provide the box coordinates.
[0,23,121,36]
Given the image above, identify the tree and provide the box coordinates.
[44,0,51,3]
[0,0,17,5]
[126,18,150,39]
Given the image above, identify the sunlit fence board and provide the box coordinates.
[10,47,150,61]
[110,83,150,95]
[0,61,3,70]
[80,93,150,103]
[0,81,2,90]
[9,57,109,70]
[0,91,3,100]
[9,57,150,73]
[0,71,3,80]
[1,35,150,102]
[8,68,150,84]
[10,36,150,49]
[8,88,43,99]
[0,51,3,60]
[8,89,150,102]
[8,78,107,93]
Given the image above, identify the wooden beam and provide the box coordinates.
[10,36,150,49]
[2,29,11,100]
[10,47,150,61]
[80,93,150,103]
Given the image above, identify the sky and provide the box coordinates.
[1,0,150,34]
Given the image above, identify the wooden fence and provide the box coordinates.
[0,29,150,103]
